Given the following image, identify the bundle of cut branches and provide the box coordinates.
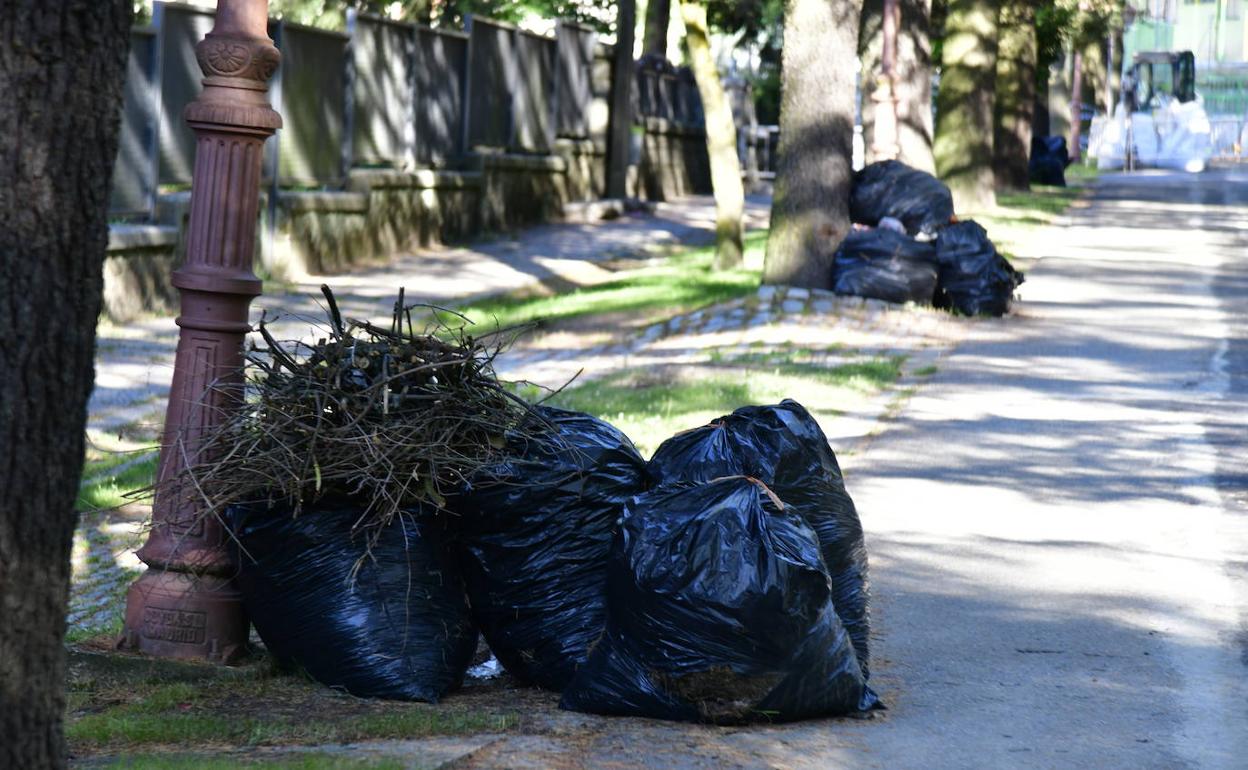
[181,285,535,534]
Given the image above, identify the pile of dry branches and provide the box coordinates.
[184,286,535,533]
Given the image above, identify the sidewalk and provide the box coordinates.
[228,169,1244,769]
[88,194,772,436]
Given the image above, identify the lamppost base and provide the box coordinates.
[118,569,249,664]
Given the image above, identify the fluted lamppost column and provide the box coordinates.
[120,0,280,663]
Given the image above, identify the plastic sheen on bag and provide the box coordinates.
[831,229,939,305]
[560,477,872,723]
[849,160,955,237]
[1029,135,1069,187]
[645,400,873,684]
[934,220,1025,317]
[451,406,650,691]
[228,503,477,702]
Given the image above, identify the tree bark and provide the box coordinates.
[606,0,637,199]
[681,0,745,268]
[0,2,132,768]
[1069,49,1083,162]
[993,2,1037,191]
[763,0,863,288]
[933,0,999,212]
[860,0,936,172]
[643,0,671,58]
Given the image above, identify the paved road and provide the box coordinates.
[90,172,1248,768]
[839,168,1248,768]
[433,169,1248,769]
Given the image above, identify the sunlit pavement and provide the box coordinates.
[77,171,1248,768]
[842,167,1248,768]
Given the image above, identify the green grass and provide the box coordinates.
[66,651,518,756]
[913,365,939,377]
[1065,162,1101,182]
[76,454,159,512]
[445,230,767,332]
[546,356,905,457]
[99,756,407,770]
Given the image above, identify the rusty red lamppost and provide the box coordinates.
[870,0,901,162]
[120,0,280,662]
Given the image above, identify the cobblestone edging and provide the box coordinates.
[69,285,974,639]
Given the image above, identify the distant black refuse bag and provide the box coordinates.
[831,229,939,305]
[934,220,1025,317]
[849,160,955,237]
[451,406,649,691]
[560,477,872,723]
[646,400,874,685]
[1029,135,1070,187]
[229,502,476,702]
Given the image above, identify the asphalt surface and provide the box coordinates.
[443,169,1248,769]
[94,171,1248,769]
[840,168,1248,768]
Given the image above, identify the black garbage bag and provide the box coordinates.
[646,400,873,684]
[850,159,955,237]
[560,477,872,723]
[1029,135,1070,187]
[934,220,1025,317]
[831,229,939,305]
[229,502,476,702]
[451,406,649,691]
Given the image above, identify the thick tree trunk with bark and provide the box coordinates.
[763,0,863,288]
[933,0,999,212]
[860,0,936,172]
[643,0,671,57]
[0,2,132,767]
[681,0,745,268]
[993,2,1037,191]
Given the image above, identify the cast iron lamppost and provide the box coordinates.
[871,0,901,162]
[120,0,280,662]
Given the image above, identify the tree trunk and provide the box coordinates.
[933,0,999,213]
[1047,43,1073,144]
[0,2,131,767]
[606,0,637,198]
[681,0,745,269]
[993,2,1037,191]
[1069,49,1083,162]
[860,0,936,172]
[763,0,863,288]
[643,0,671,58]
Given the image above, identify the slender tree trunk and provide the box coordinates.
[681,0,745,268]
[643,0,671,58]
[606,0,637,198]
[1069,49,1083,162]
[860,0,936,172]
[763,0,863,288]
[993,2,1037,191]
[1047,43,1073,144]
[933,0,999,212]
[0,2,132,768]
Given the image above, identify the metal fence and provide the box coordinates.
[1209,116,1247,160]
[109,1,709,219]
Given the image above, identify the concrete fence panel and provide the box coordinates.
[111,27,159,216]
[414,27,468,166]
[351,14,416,169]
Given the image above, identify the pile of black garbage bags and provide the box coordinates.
[227,401,880,723]
[835,160,1024,316]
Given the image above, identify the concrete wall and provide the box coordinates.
[102,125,704,320]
